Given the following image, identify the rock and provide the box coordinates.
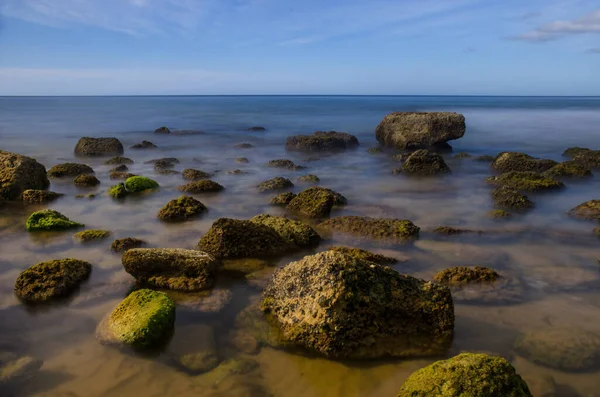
[328,246,398,265]
[487,209,512,219]
[131,140,157,149]
[257,177,293,192]
[96,289,175,348]
[108,183,127,198]
[453,152,472,159]
[110,164,129,172]
[154,160,177,170]
[229,330,260,355]
[168,324,220,374]
[14,258,92,302]
[110,171,136,180]
[397,353,532,397]
[434,266,499,284]
[235,157,249,164]
[491,152,558,173]
[178,180,224,193]
[198,218,291,259]
[73,229,111,242]
[123,248,218,291]
[367,147,383,154]
[157,195,207,222]
[74,174,100,187]
[248,126,266,131]
[227,169,249,175]
[20,189,63,204]
[155,169,180,176]
[270,192,296,206]
[298,174,320,184]
[541,161,592,178]
[154,126,171,134]
[0,352,43,387]
[182,168,210,181]
[572,150,600,168]
[250,214,321,247]
[486,172,564,192]
[286,186,347,218]
[125,176,159,192]
[433,226,476,235]
[26,209,84,231]
[179,349,219,374]
[111,237,146,252]
[168,288,232,313]
[47,162,93,178]
[474,155,495,162]
[74,137,124,157]
[235,301,292,348]
[319,216,420,241]
[222,259,269,276]
[375,112,465,149]
[563,147,591,158]
[392,152,411,162]
[514,327,600,371]
[104,156,133,165]
[201,358,259,386]
[402,149,451,175]
[491,186,535,210]
[568,200,600,221]
[262,251,454,359]
[285,131,359,152]
[266,159,303,170]
[235,143,254,149]
[145,157,180,167]
[0,151,49,200]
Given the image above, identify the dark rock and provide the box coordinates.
[0,352,43,388]
[110,164,129,172]
[563,147,591,158]
[367,147,383,154]
[542,161,592,178]
[154,126,171,134]
[270,192,296,206]
[286,131,359,152]
[286,187,347,218]
[236,157,249,164]
[297,174,320,184]
[109,171,136,180]
[235,143,254,149]
[182,168,210,180]
[453,152,472,159]
[111,237,146,252]
[572,150,600,169]
[491,152,558,173]
[248,126,266,131]
[155,169,180,176]
[21,190,63,204]
[47,163,94,178]
[319,216,420,241]
[74,137,124,157]
[433,226,476,235]
[74,174,100,187]
[491,186,534,210]
[474,155,495,162]
[487,209,512,219]
[402,149,451,175]
[158,195,207,222]
[250,214,321,247]
[131,140,157,149]
[257,177,293,192]
[266,159,303,170]
[177,180,224,193]
[104,156,133,165]
[145,158,180,167]
[0,151,49,200]
[486,172,564,192]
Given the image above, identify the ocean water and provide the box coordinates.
[0,95,600,396]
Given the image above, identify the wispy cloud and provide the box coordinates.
[512,8,600,42]
[587,47,600,53]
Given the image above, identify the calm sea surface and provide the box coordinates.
[1,96,600,396]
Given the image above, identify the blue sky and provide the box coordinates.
[0,0,598,95]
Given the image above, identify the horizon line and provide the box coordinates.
[1,94,599,98]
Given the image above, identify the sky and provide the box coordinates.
[0,0,598,95]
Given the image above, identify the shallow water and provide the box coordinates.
[1,96,600,396]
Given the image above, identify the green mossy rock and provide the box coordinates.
[104,156,133,165]
[74,137,124,157]
[182,168,210,180]
[257,177,294,192]
[486,171,564,192]
[0,352,43,387]
[97,289,175,348]
[298,174,320,183]
[177,180,224,193]
[403,149,451,175]
[73,229,110,242]
[14,258,92,302]
[0,151,49,200]
[491,152,558,173]
[157,195,207,222]
[261,251,454,359]
[491,186,534,210]
[397,353,532,397]
[74,174,100,187]
[266,159,303,170]
[286,131,359,152]
[270,192,296,206]
[47,163,94,178]
[434,266,499,284]
[108,183,127,198]
[572,150,600,168]
[319,216,420,241]
[541,161,592,178]
[26,209,84,231]
[563,147,591,158]
[328,246,398,265]
[21,189,63,204]
[250,214,321,247]
[433,226,475,235]
[125,176,159,192]
[155,126,171,134]
[568,200,600,221]
[286,186,347,218]
[197,218,291,259]
[122,248,219,291]
[111,237,146,252]
[514,327,600,371]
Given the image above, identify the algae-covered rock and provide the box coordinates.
[286,186,347,218]
[403,149,451,175]
[257,177,294,192]
[397,352,532,397]
[474,155,496,162]
[298,174,320,184]
[154,126,171,134]
[14,258,92,302]
[328,246,398,265]
[158,195,207,222]
[319,216,420,241]
[235,157,249,164]
[0,150,49,200]
[491,152,558,173]
[145,157,179,167]
[542,161,592,178]
[235,301,292,349]
[572,149,600,168]
[568,200,600,221]
[198,218,291,259]
[104,156,133,165]
[108,183,127,198]
[434,266,499,284]
[21,189,63,204]
[248,126,266,131]
[491,186,535,210]
[109,171,136,180]
[261,251,454,359]
[110,164,129,172]
[270,192,296,206]
[178,180,224,193]
[111,237,146,252]
[0,352,43,387]
[131,140,157,149]
[486,171,564,192]
[123,248,218,291]
[96,289,175,348]
[47,163,94,178]
[182,168,210,180]
[125,176,159,192]
[286,131,359,152]
[73,229,110,242]
[514,327,600,372]
[375,112,465,149]
[222,258,269,276]
[155,169,180,176]
[235,143,254,149]
[266,159,303,170]
[227,169,249,175]
[74,137,124,156]
[563,147,591,158]
[250,214,321,247]
[26,209,84,231]
[74,174,100,187]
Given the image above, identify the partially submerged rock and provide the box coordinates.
[367,147,383,154]
[491,152,558,173]
[154,126,171,134]
[73,229,111,242]
[402,149,451,175]
[111,237,146,252]
[74,174,100,187]
[96,289,175,348]
[568,200,600,221]
[104,156,133,165]
[155,169,180,176]
[122,248,218,291]
[177,180,224,193]
[433,226,476,235]
[397,353,532,397]
[109,171,136,180]
[375,112,466,149]
[541,161,592,178]
[491,186,534,210]
[0,352,43,388]
[248,126,266,131]
[110,164,129,172]
[266,159,303,170]
[250,214,321,247]
[222,259,269,276]
[108,183,127,198]
[298,174,320,183]
[257,177,293,192]
[157,195,207,222]
[285,131,359,152]
[26,209,84,231]
[14,258,92,302]
[572,149,600,169]
[563,147,591,158]
[0,150,49,200]
[514,327,600,372]
[235,157,249,164]
[125,176,159,192]
[131,140,157,149]
[319,216,420,241]
[434,266,499,284]
[261,251,454,359]
[270,192,296,206]
[474,155,495,162]
[20,189,63,204]
[145,157,180,167]
[486,171,564,192]
[286,186,347,218]
[235,143,254,149]
[74,137,124,156]
[328,246,398,265]
[200,358,259,386]
[47,162,94,178]
[170,325,220,374]
[487,209,512,219]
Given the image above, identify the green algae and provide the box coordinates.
[486,171,564,192]
[157,195,207,222]
[286,186,347,218]
[26,209,84,231]
[73,229,111,242]
[125,176,159,192]
[434,266,499,285]
[270,192,296,206]
[542,161,592,179]
[257,177,294,192]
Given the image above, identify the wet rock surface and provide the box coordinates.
[285,131,359,152]
[74,137,124,156]
[286,186,347,218]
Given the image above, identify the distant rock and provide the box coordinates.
[266,159,303,170]
[248,126,266,131]
[486,171,563,192]
[158,195,207,222]
[74,137,124,156]
[131,140,157,149]
[491,186,534,210]
[491,152,558,173]
[298,174,320,184]
[74,174,100,187]
[177,180,224,193]
[47,163,94,178]
[154,126,171,134]
[257,177,294,192]
[0,151,49,200]
[235,143,254,149]
[73,229,111,242]
[182,168,210,180]
[568,200,600,221]
[109,171,136,180]
[104,156,133,165]
[286,131,359,152]
[110,164,129,172]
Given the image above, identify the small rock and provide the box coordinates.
[0,352,43,387]
[270,192,296,206]
[542,161,592,178]
[491,152,558,173]
[235,143,254,149]
[247,126,265,131]
[328,246,398,265]
[568,200,600,221]
[131,140,157,149]
[486,172,564,192]
[111,237,146,252]
[402,149,451,175]
[47,163,94,178]
[74,174,100,187]
[286,131,359,152]
[235,157,249,164]
[257,177,293,192]
[21,190,63,204]
[286,186,347,218]
[110,164,129,172]
[298,174,320,184]
[157,196,207,222]
[154,126,171,134]
[250,214,321,247]
[227,169,249,175]
[178,180,224,193]
[104,156,133,165]
[474,155,495,162]
[73,229,111,242]
[487,209,512,219]
[109,172,136,180]
[266,159,303,170]
[367,147,383,154]
[453,152,472,159]
[491,186,535,210]
[320,216,419,241]
[74,137,124,157]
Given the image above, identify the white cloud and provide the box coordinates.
[513,8,600,41]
